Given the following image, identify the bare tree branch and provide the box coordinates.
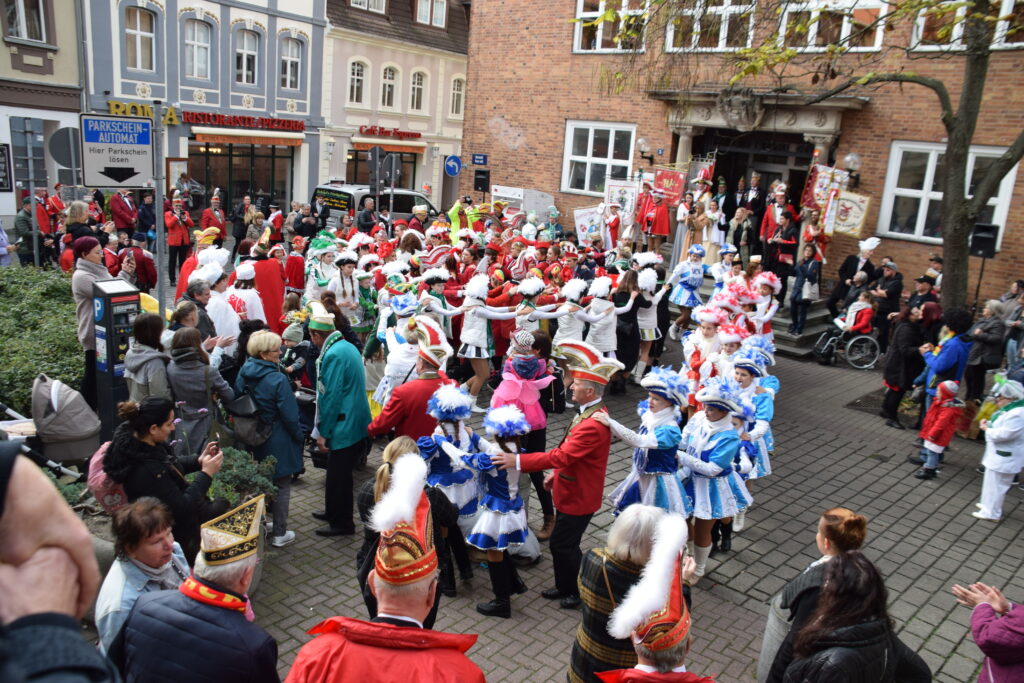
[792,72,954,125]
[969,126,1024,215]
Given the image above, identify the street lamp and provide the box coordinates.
[844,151,862,189]
[637,137,655,166]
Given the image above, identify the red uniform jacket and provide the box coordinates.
[367,375,447,439]
[34,200,53,235]
[109,192,138,231]
[284,253,306,292]
[117,247,157,292]
[647,202,671,237]
[176,254,199,300]
[268,212,284,241]
[253,257,286,333]
[519,403,611,516]
[286,617,484,683]
[920,397,964,448]
[759,202,796,242]
[597,669,716,682]
[635,191,654,232]
[200,207,228,241]
[165,209,194,247]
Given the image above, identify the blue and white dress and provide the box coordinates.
[437,440,528,551]
[607,407,691,517]
[738,384,774,479]
[669,261,708,308]
[677,412,753,519]
[709,261,730,295]
[416,432,481,529]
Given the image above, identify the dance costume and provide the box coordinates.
[607,402,690,516]
[677,412,752,519]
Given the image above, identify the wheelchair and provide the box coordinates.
[813,325,880,370]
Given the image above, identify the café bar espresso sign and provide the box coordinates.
[106,100,305,132]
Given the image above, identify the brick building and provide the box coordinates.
[459,1,1024,302]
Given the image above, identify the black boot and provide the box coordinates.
[719,521,733,552]
[476,559,511,618]
[709,521,722,557]
[505,553,527,596]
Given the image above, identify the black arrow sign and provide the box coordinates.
[99,166,139,183]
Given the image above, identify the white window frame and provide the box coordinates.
[348,60,367,105]
[912,0,1024,50]
[6,0,45,42]
[560,120,636,197]
[665,0,754,52]
[235,29,259,85]
[449,77,464,118]
[380,65,398,110]
[878,140,1020,247]
[410,71,426,112]
[184,19,211,80]
[280,37,301,89]
[573,0,647,54]
[416,0,446,27]
[125,6,156,72]
[351,0,386,11]
[779,1,887,53]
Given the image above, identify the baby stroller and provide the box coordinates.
[813,318,880,370]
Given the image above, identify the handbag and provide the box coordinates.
[801,280,820,303]
[204,368,233,448]
[223,385,272,448]
[543,366,567,415]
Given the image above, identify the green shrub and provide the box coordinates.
[194,446,278,506]
[0,267,83,416]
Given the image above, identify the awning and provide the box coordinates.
[191,126,305,147]
[351,135,427,155]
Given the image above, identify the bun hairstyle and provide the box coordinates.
[820,507,868,553]
[117,397,175,436]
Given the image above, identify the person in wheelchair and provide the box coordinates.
[817,291,876,362]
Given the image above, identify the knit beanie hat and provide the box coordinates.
[282,323,304,344]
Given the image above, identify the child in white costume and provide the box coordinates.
[974,378,1024,521]
[583,275,637,358]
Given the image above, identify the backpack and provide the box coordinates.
[87,441,129,514]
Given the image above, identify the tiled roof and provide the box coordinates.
[326,0,469,55]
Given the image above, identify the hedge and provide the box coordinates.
[0,266,84,416]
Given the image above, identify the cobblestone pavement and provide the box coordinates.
[254,347,1024,682]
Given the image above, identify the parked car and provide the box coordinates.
[310,181,439,231]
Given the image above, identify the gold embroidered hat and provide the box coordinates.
[193,226,221,247]
[200,495,265,565]
[411,315,452,368]
[557,339,625,386]
[370,454,437,585]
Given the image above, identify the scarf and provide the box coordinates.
[130,554,188,591]
[179,575,249,616]
[640,405,680,433]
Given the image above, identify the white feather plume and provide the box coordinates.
[382,260,410,275]
[517,276,545,297]
[357,254,380,270]
[589,276,613,299]
[422,267,451,284]
[464,273,490,300]
[369,453,427,533]
[562,278,589,302]
[632,251,662,269]
[607,514,689,639]
[638,268,659,292]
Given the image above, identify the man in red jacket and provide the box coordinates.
[116,232,158,293]
[200,194,227,247]
[759,184,795,255]
[367,339,451,440]
[493,340,624,609]
[108,189,138,236]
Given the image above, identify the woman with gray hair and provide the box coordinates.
[964,299,1006,404]
[973,377,1024,521]
[567,505,693,682]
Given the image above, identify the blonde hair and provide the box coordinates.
[67,200,90,224]
[373,436,418,502]
[247,329,282,358]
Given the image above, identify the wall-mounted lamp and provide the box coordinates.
[637,137,655,166]
[844,152,862,189]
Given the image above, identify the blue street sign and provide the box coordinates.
[471,153,488,166]
[444,155,463,177]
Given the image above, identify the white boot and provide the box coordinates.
[668,322,680,341]
[733,508,747,532]
[471,396,486,413]
[633,361,647,384]
[693,544,712,580]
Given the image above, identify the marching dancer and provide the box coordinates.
[667,245,709,340]
[710,243,739,295]
[681,305,728,415]
[584,275,637,359]
[730,346,774,533]
[751,272,781,340]
[635,268,671,384]
[370,293,422,407]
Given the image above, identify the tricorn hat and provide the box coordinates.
[371,454,437,586]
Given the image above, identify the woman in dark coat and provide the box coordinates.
[880,306,926,429]
[103,397,224,563]
[789,244,821,336]
[767,212,799,305]
[235,329,304,548]
[778,552,930,683]
[964,299,1007,403]
[613,269,646,392]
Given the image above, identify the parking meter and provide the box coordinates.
[93,279,140,440]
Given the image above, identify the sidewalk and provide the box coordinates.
[253,349,1023,682]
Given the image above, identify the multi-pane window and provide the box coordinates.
[349,61,366,104]
[449,77,464,117]
[667,0,753,51]
[562,121,634,196]
[914,0,1024,48]
[351,0,386,11]
[280,37,301,89]
[410,72,426,112]
[416,0,446,27]
[5,0,45,41]
[575,0,646,53]
[235,29,258,85]
[381,66,396,109]
[781,1,886,51]
[125,7,155,71]
[184,19,210,79]
[879,141,1019,243]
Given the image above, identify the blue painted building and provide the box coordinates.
[83,0,326,210]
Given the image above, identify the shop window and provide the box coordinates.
[666,0,753,52]
[280,37,301,89]
[449,77,464,117]
[349,61,366,105]
[381,66,397,109]
[125,6,155,71]
[416,0,446,27]
[5,0,45,41]
[235,29,258,85]
[561,120,634,196]
[878,141,1019,244]
[780,1,886,51]
[574,0,646,53]
[410,71,426,112]
[184,19,211,80]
